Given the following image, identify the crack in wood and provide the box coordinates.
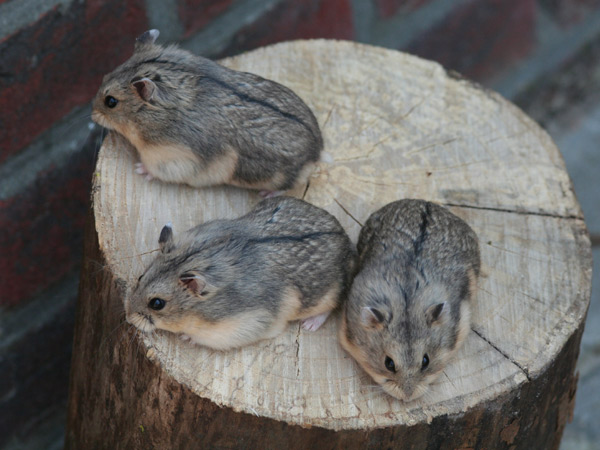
[295,324,301,378]
[333,199,363,227]
[472,328,532,381]
[403,138,458,156]
[400,95,429,121]
[321,105,335,130]
[334,134,396,163]
[442,202,584,221]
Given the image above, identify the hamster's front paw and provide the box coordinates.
[134,162,154,181]
[301,312,331,332]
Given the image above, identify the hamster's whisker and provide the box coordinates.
[109,316,127,334]
[135,329,145,358]
[128,326,140,349]
[112,249,161,262]
[100,318,128,349]
[69,111,93,123]
[62,113,94,136]
[88,258,115,276]
[117,323,137,348]
[361,384,385,392]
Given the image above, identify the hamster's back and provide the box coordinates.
[358,199,480,280]
[241,197,356,303]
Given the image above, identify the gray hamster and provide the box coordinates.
[127,196,356,350]
[339,199,480,401]
[92,29,323,195]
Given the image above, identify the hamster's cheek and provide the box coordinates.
[91,111,112,129]
[355,359,389,388]
[339,318,390,387]
[153,316,185,334]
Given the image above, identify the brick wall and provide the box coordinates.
[1,0,599,447]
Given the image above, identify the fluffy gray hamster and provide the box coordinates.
[92,29,323,195]
[127,196,356,350]
[339,199,480,401]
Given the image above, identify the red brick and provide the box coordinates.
[406,0,536,82]
[220,0,354,57]
[178,0,234,37]
[0,0,147,163]
[374,0,433,19]
[0,132,99,307]
[540,0,600,26]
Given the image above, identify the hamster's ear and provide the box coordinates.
[159,224,174,253]
[426,302,448,326]
[132,77,157,102]
[361,306,386,329]
[180,273,211,298]
[135,29,159,51]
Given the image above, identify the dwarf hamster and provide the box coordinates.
[91,29,323,194]
[339,199,480,402]
[127,196,356,350]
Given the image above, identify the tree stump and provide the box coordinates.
[66,41,592,449]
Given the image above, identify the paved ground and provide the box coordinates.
[551,100,600,450]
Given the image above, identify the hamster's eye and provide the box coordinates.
[105,96,118,108]
[148,298,166,310]
[384,356,396,373]
[421,354,430,370]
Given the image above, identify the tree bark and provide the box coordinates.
[66,40,592,449]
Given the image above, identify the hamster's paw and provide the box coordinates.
[179,334,193,343]
[320,151,334,164]
[259,190,284,198]
[134,162,154,181]
[301,312,331,332]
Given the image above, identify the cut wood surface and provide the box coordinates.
[67,40,592,448]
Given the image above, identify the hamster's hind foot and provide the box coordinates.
[301,312,331,332]
[135,162,154,181]
[179,333,193,343]
[259,190,284,198]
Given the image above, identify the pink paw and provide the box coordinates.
[259,190,284,198]
[179,334,192,343]
[301,312,331,332]
[134,162,154,181]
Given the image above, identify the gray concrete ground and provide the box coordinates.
[551,101,600,450]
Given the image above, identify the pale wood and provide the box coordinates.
[67,40,592,447]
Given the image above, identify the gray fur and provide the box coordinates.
[127,196,356,348]
[341,199,480,401]
[91,30,323,191]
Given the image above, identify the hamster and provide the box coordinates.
[91,29,323,195]
[339,199,480,402]
[127,196,356,350]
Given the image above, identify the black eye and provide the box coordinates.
[422,354,430,370]
[105,95,118,108]
[148,298,166,310]
[385,356,396,373]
